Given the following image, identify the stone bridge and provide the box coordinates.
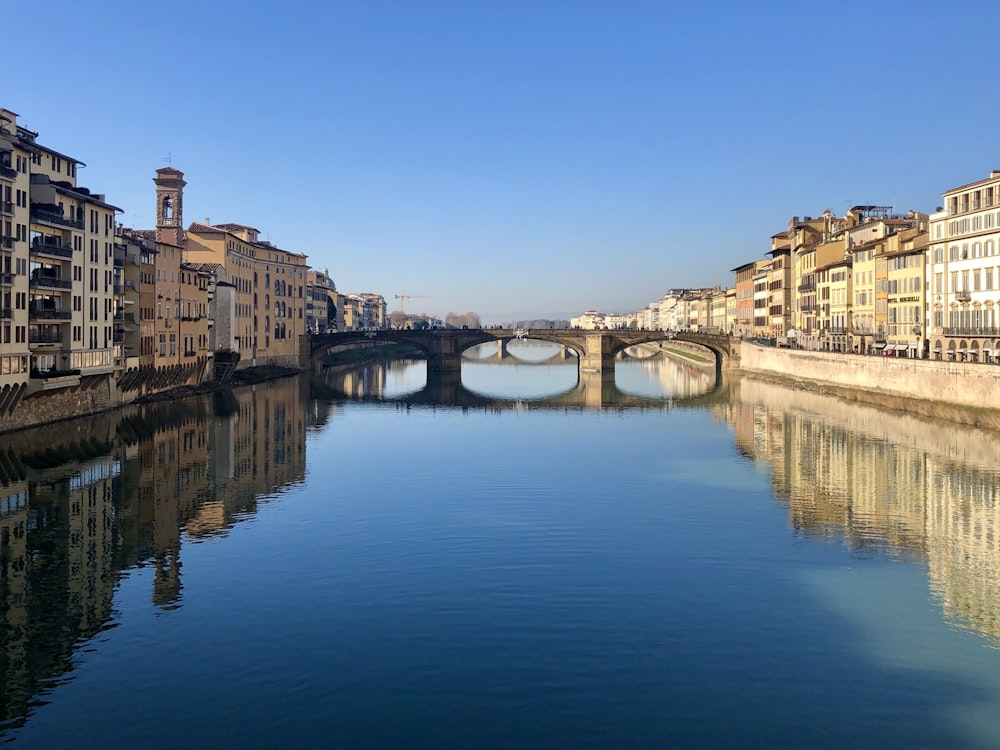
[304,329,740,375]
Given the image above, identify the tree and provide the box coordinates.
[444,312,481,329]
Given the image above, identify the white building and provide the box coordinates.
[926,170,1000,362]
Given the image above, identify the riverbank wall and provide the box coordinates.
[737,343,1000,428]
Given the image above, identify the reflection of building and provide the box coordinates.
[722,375,1000,644]
[925,458,1000,638]
[0,377,308,729]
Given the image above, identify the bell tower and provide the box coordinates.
[154,167,186,246]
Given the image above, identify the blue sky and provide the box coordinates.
[5,1,998,322]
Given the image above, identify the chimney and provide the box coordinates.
[204,217,210,225]
[992,170,1000,179]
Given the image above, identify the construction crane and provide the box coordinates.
[395,293,430,314]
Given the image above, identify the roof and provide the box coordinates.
[941,171,1000,196]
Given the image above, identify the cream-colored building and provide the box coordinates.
[926,170,1000,362]
[817,258,852,352]
[752,260,771,337]
[0,106,122,412]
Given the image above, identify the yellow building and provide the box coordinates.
[884,229,928,358]
[186,219,308,368]
[818,258,852,352]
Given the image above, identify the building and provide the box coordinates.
[306,268,339,333]
[185,217,308,368]
[926,170,1000,362]
[731,263,756,338]
[0,106,123,415]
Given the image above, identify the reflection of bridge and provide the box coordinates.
[463,341,578,366]
[305,329,739,375]
[311,364,729,411]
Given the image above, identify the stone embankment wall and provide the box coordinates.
[0,377,116,434]
[738,344,1000,427]
[660,342,718,371]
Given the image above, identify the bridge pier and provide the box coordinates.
[426,333,463,373]
[579,333,616,374]
[425,368,464,402]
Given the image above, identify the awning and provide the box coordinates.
[871,342,887,349]
[895,343,909,351]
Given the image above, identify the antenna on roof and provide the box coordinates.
[163,152,172,166]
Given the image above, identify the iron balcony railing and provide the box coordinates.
[0,200,13,215]
[0,235,14,249]
[30,240,73,259]
[28,331,62,345]
[28,307,71,321]
[29,274,72,290]
[0,308,11,320]
[114,311,136,323]
[30,207,84,229]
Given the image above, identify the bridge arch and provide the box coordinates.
[304,329,737,376]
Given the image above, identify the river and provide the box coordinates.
[1,342,1000,748]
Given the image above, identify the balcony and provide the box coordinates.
[0,164,16,181]
[828,327,849,335]
[0,200,13,216]
[114,311,136,323]
[0,274,13,286]
[30,207,84,230]
[28,331,62,347]
[0,235,13,250]
[943,327,1000,336]
[113,256,124,268]
[797,282,816,293]
[184,350,197,357]
[29,273,71,291]
[28,306,71,321]
[30,239,73,260]
[0,308,12,320]
[30,367,80,379]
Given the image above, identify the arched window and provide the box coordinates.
[162,196,173,222]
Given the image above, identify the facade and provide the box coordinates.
[927,171,1000,362]
[767,233,793,339]
[0,106,122,414]
[818,258,852,352]
[185,219,308,368]
[731,263,756,338]
[570,309,604,330]
[752,260,771,337]
[884,230,927,358]
[306,268,339,334]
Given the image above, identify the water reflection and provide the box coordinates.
[0,379,306,732]
[313,350,718,409]
[717,377,1000,643]
[7,363,1000,739]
